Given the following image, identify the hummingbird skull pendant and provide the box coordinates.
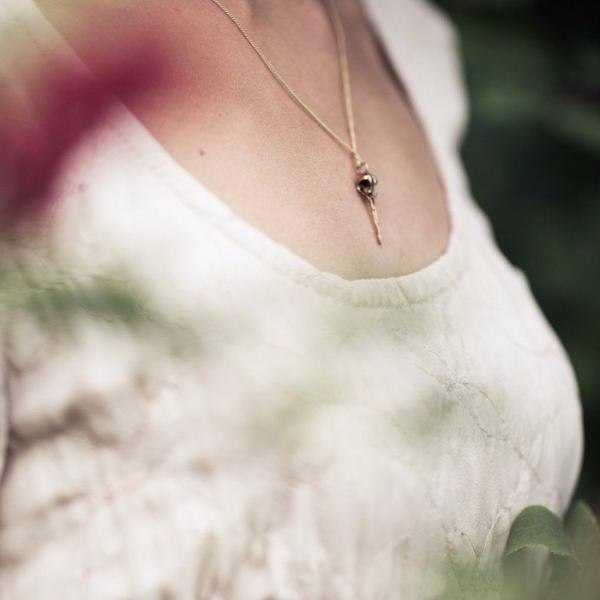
[355,164,383,245]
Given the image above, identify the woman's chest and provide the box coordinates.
[2,181,584,598]
[196,252,584,580]
[34,0,452,281]
[44,155,583,518]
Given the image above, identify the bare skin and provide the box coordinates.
[34,0,451,280]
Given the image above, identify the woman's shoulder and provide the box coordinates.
[365,0,469,151]
[366,0,460,50]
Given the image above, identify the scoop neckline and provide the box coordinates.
[22,0,471,309]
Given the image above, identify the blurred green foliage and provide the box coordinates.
[433,0,600,507]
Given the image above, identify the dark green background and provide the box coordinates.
[433,0,600,509]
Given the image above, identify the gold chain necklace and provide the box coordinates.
[207,0,383,245]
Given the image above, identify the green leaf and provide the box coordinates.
[564,501,600,599]
[504,505,575,558]
[566,500,600,564]
[503,506,578,600]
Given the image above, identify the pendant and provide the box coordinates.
[355,162,383,245]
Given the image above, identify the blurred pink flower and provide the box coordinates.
[0,23,167,234]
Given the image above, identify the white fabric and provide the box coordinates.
[0,0,584,598]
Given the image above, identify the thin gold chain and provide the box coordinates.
[206,0,383,245]
[207,0,364,169]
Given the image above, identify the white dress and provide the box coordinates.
[0,0,584,599]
